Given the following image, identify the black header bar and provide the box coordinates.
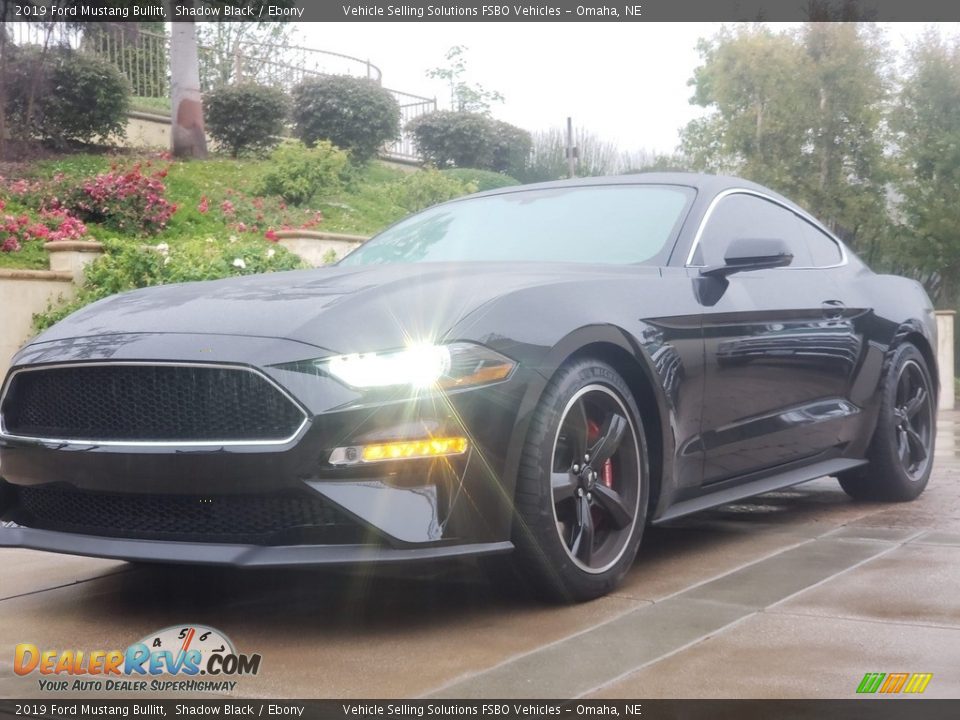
[2,699,959,720]
[6,0,960,22]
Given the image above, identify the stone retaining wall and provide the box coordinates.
[0,269,75,378]
[274,230,367,266]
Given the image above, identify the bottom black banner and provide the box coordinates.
[1,699,958,720]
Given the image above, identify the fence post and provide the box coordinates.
[937,310,955,410]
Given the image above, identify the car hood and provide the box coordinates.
[31,262,655,355]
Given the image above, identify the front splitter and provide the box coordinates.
[0,524,513,567]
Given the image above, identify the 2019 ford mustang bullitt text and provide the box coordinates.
[0,173,938,602]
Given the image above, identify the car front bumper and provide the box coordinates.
[0,521,512,566]
[0,334,536,562]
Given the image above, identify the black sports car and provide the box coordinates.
[0,173,938,602]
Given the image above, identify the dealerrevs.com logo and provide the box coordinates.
[15,625,261,693]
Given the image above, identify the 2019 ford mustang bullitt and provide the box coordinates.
[0,173,938,602]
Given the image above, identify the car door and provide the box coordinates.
[692,191,861,485]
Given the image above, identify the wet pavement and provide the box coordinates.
[2,412,959,700]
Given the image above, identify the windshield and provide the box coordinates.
[340,184,695,266]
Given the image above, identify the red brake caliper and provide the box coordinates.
[587,420,615,488]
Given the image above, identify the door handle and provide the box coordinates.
[821,300,846,319]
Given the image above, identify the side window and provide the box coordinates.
[798,219,843,267]
[693,194,812,268]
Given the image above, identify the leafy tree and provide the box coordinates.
[196,21,297,89]
[426,45,504,114]
[680,23,891,260]
[681,26,812,187]
[800,23,890,245]
[891,31,960,306]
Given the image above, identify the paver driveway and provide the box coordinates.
[2,412,959,699]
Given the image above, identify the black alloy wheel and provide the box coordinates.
[512,359,648,602]
[551,384,641,574]
[892,359,934,481]
[838,343,936,502]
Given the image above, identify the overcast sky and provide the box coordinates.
[297,22,958,155]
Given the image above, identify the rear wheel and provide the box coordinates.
[838,343,935,502]
[512,359,648,603]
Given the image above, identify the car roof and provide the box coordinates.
[470,172,787,202]
[465,171,807,221]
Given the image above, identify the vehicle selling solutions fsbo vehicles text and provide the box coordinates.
[341,4,565,17]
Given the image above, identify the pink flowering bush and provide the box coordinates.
[0,208,87,253]
[3,176,53,209]
[66,164,176,236]
[0,213,30,252]
[217,188,323,240]
[41,209,88,241]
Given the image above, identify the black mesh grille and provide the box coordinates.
[1,364,304,442]
[12,486,367,545]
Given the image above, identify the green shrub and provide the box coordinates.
[489,120,532,178]
[292,75,400,163]
[34,236,305,331]
[407,111,531,177]
[389,168,476,212]
[257,141,349,206]
[440,168,520,192]
[6,46,129,145]
[407,111,490,169]
[205,83,290,157]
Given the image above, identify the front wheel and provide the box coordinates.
[512,359,648,603]
[838,343,936,502]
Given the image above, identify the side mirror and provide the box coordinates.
[700,238,793,278]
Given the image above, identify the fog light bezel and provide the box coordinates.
[328,436,469,466]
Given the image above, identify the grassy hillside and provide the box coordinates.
[0,153,425,270]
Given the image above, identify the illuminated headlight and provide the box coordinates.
[323,342,515,390]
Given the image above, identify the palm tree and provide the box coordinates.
[169,3,208,158]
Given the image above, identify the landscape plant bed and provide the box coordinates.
[0,148,484,330]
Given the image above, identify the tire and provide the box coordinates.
[838,343,936,502]
[511,358,649,603]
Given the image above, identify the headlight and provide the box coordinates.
[323,342,515,390]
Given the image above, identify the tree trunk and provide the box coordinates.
[169,7,207,159]
[818,86,829,192]
[23,23,55,139]
[755,99,763,153]
[0,24,7,160]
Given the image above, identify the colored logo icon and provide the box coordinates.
[857,672,933,694]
